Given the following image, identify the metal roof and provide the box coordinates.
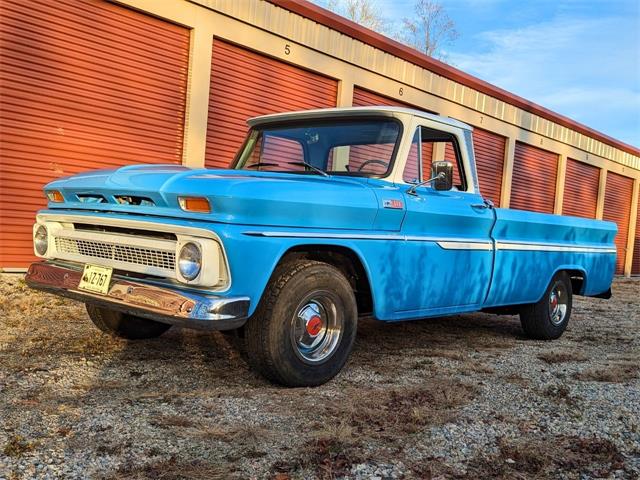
[248,106,473,130]
[268,0,640,159]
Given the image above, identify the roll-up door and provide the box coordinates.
[510,142,558,213]
[603,172,634,274]
[562,159,599,219]
[0,0,189,269]
[633,192,640,275]
[472,128,505,207]
[206,40,338,169]
[352,88,411,109]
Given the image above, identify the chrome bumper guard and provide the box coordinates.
[25,262,249,331]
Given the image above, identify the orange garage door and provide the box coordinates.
[205,40,338,168]
[0,0,189,269]
[510,142,558,214]
[603,172,634,274]
[472,128,505,207]
[633,191,640,275]
[562,159,600,219]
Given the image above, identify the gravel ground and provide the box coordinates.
[0,273,638,479]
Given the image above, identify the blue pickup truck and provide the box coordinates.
[25,107,617,386]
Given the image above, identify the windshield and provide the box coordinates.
[233,118,401,176]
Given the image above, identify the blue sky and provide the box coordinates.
[315,0,640,147]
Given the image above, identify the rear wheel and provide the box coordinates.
[520,271,572,340]
[245,259,357,387]
[85,304,171,340]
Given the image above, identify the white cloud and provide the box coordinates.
[448,15,640,145]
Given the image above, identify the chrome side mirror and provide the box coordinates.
[432,161,453,191]
[406,172,446,196]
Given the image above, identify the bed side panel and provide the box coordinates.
[484,209,616,306]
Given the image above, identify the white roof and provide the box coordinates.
[247,106,472,130]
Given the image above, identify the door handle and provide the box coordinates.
[471,199,495,210]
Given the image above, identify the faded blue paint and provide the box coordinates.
[485,208,617,306]
[42,161,617,322]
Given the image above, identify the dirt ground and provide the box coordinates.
[0,274,638,479]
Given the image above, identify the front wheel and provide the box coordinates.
[244,259,358,387]
[520,271,573,340]
[86,304,172,340]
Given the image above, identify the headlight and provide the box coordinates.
[178,242,202,281]
[34,224,48,256]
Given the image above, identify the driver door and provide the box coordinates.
[398,125,495,314]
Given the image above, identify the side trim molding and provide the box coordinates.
[244,231,493,250]
[244,231,616,254]
[495,241,616,254]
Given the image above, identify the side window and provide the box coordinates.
[402,127,466,190]
[403,130,421,183]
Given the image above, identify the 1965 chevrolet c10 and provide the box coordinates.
[25,107,617,387]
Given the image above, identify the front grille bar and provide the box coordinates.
[55,237,175,270]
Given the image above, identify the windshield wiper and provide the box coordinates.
[287,161,329,177]
[244,162,280,169]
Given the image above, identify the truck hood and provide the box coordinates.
[45,164,381,230]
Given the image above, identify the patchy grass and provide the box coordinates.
[537,350,588,364]
[150,414,198,429]
[3,435,38,457]
[463,435,626,478]
[329,379,478,437]
[573,362,638,383]
[108,457,230,480]
[2,274,639,478]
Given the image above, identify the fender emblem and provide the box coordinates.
[383,199,404,209]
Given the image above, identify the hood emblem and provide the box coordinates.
[383,199,404,209]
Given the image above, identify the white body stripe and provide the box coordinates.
[436,241,493,250]
[244,230,490,246]
[243,231,615,254]
[495,241,616,254]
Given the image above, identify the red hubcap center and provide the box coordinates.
[306,315,323,336]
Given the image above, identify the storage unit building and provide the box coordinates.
[633,194,640,275]
[0,0,189,268]
[603,172,634,274]
[0,0,638,275]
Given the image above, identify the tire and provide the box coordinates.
[85,304,172,340]
[520,271,573,340]
[245,259,358,387]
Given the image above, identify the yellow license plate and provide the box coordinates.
[78,264,113,295]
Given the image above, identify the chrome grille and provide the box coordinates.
[55,237,175,271]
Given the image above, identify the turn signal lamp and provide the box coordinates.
[46,190,64,202]
[178,196,210,213]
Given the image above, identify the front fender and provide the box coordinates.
[219,226,379,318]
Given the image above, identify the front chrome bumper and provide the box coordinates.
[25,262,249,331]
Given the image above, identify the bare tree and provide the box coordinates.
[399,0,459,60]
[326,0,387,33]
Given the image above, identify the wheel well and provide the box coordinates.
[564,269,586,295]
[280,245,373,315]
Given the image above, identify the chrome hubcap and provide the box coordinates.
[549,282,568,326]
[291,293,343,363]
